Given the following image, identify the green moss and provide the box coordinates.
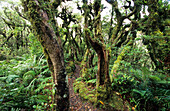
[110,44,132,82]
[73,80,96,103]
[65,61,75,74]
[73,79,130,110]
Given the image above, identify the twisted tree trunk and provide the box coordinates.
[21,0,69,110]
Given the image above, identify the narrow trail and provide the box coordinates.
[68,64,104,111]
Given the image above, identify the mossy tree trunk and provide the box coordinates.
[145,0,162,70]
[143,0,169,70]
[82,0,140,102]
[83,0,111,102]
[93,0,110,88]
[21,0,69,111]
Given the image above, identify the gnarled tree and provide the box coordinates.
[21,0,70,110]
[81,0,142,102]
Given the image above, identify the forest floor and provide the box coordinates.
[68,64,104,111]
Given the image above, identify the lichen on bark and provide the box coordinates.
[21,0,69,111]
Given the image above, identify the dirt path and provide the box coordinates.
[68,64,104,111]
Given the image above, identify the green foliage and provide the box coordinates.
[65,61,76,73]
[0,55,53,110]
[111,70,169,110]
[0,5,31,56]
[73,79,96,103]
[80,66,97,81]
[110,44,169,110]
[0,0,169,110]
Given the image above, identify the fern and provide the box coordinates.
[23,70,36,79]
[6,75,19,83]
[40,68,50,75]
[25,78,37,94]
[0,53,52,110]
[35,77,52,93]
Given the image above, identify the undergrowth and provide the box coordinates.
[0,54,54,111]
[74,45,170,111]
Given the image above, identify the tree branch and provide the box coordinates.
[14,7,28,20]
[0,32,14,47]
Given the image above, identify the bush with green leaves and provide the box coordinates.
[111,70,169,110]
[0,54,54,111]
[110,44,170,110]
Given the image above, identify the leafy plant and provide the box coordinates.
[0,54,53,110]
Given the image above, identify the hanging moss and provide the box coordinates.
[110,40,133,82]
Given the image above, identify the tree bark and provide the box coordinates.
[21,0,69,111]
[83,0,111,103]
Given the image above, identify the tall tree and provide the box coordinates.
[82,0,110,101]
[142,0,170,70]
[21,0,69,110]
[81,0,141,101]
[0,6,30,55]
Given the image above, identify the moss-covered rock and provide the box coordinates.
[73,79,131,110]
[73,80,96,103]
